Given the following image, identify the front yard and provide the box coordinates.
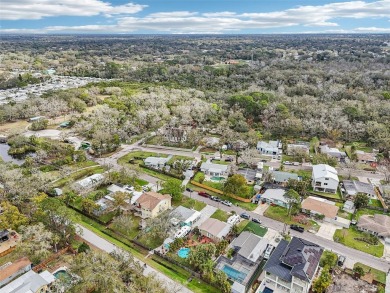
[242,221,268,237]
[210,209,231,222]
[353,262,386,284]
[117,151,168,166]
[173,196,207,211]
[333,227,384,257]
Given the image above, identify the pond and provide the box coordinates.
[0,143,25,165]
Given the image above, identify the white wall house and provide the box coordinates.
[256,140,282,156]
[312,164,339,194]
[200,160,229,179]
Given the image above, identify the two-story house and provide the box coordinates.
[258,237,323,293]
[312,164,339,194]
[257,140,282,156]
[134,192,171,219]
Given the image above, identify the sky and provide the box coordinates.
[0,0,389,34]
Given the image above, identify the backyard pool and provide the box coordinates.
[177,248,190,258]
[222,265,248,283]
[210,176,225,182]
[53,268,72,285]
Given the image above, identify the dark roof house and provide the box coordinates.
[264,237,323,283]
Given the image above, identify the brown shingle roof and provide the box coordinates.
[199,218,230,239]
[356,152,376,162]
[301,196,339,218]
[357,214,390,238]
[137,192,171,210]
[0,257,31,282]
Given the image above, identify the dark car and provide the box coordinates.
[198,191,210,198]
[252,218,262,224]
[240,213,250,220]
[186,188,193,192]
[225,157,233,162]
[337,255,346,266]
[290,224,304,233]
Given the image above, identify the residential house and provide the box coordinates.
[319,145,347,162]
[216,232,269,293]
[170,206,201,227]
[357,214,390,243]
[200,160,229,179]
[72,173,105,192]
[162,126,188,143]
[260,188,290,208]
[93,195,115,216]
[312,164,339,194]
[198,218,231,242]
[342,180,377,199]
[257,140,282,156]
[134,192,171,219]
[301,196,350,228]
[0,257,32,287]
[356,151,377,164]
[144,156,170,169]
[343,200,356,214]
[271,171,299,185]
[1,270,55,293]
[287,143,310,156]
[258,237,323,293]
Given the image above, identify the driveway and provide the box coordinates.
[253,202,269,216]
[316,222,338,240]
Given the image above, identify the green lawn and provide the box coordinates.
[52,165,106,188]
[264,205,318,230]
[173,196,206,211]
[210,209,231,222]
[309,187,342,200]
[210,159,230,165]
[135,178,148,186]
[117,151,168,165]
[98,210,118,224]
[236,220,250,234]
[289,169,312,179]
[333,227,384,257]
[187,183,258,211]
[369,199,383,208]
[242,221,268,237]
[355,208,387,221]
[168,155,194,165]
[140,167,180,182]
[353,262,386,284]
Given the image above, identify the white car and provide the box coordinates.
[284,161,293,165]
[222,200,232,207]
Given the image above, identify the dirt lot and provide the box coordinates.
[327,272,378,293]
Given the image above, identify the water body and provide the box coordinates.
[0,143,25,165]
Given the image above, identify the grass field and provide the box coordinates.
[334,227,384,257]
[173,196,206,211]
[210,209,231,222]
[236,220,249,234]
[118,151,168,165]
[52,165,106,188]
[354,262,386,284]
[243,221,268,237]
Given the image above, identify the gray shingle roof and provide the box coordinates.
[264,237,323,282]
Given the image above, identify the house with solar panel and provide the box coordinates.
[257,237,323,293]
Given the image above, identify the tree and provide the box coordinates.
[215,239,229,257]
[16,223,53,264]
[354,193,369,209]
[82,198,99,215]
[0,201,28,230]
[353,266,365,278]
[223,174,249,198]
[214,270,231,293]
[188,243,216,272]
[112,191,129,209]
[319,250,338,267]
[239,148,259,167]
[162,179,184,201]
[78,242,90,253]
[198,173,205,183]
[285,189,301,217]
[312,265,332,293]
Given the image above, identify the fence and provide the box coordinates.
[33,246,73,272]
[140,164,185,180]
[154,250,201,279]
[0,246,15,258]
[190,180,252,203]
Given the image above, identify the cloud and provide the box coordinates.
[1,0,389,33]
[0,0,147,20]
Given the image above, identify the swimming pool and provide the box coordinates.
[177,248,190,258]
[222,265,247,283]
[54,270,72,284]
[210,176,225,182]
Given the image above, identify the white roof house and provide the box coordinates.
[256,140,281,155]
[200,160,229,177]
[1,270,55,293]
[312,164,339,194]
[72,173,105,191]
[144,157,170,168]
[261,188,290,208]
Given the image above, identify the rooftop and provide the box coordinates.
[230,231,269,262]
[200,160,229,172]
[312,164,339,182]
[261,188,288,204]
[357,214,390,238]
[136,192,171,210]
[144,156,169,165]
[199,218,231,239]
[0,257,31,282]
[264,237,323,282]
[343,180,376,197]
[1,270,55,293]
[301,196,339,218]
[271,171,299,183]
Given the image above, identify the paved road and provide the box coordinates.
[76,224,192,293]
[184,190,390,272]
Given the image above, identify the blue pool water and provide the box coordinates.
[262,287,274,293]
[177,248,190,258]
[210,176,225,181]
[54,270,72,284]
[222,265,247,283]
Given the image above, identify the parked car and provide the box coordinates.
[252,218,262,224]
[284,161,292,165]
[198,191,210,198]
[186,188,193,192]
[293,162,300,166]
[222,200,232,207]
[290,224,304,233]
[337,255,346,266]
[240,213,250,220]
[264,245,274,259]
[225,157,233,162]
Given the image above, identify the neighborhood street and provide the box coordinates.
[91,142,390,272]
[76,224,192,293]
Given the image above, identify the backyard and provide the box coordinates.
[333,227,384,257]
[353,262,386,284]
